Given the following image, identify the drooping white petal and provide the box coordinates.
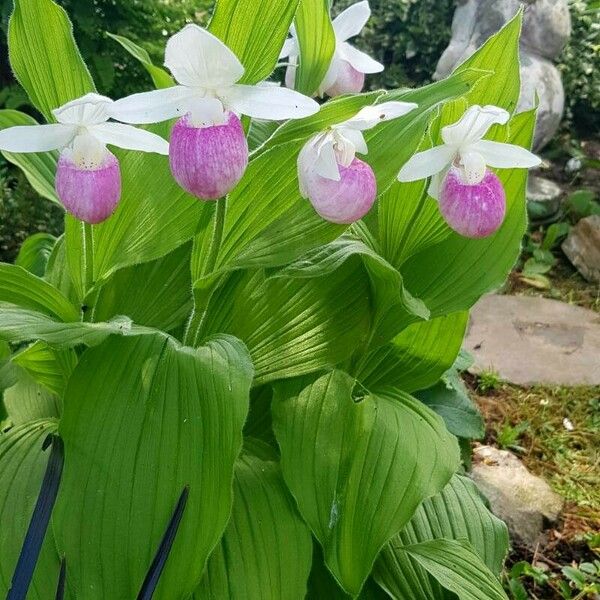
[337,42,383,74]
[90,122,169,155]
[165,24,244,88]
[441,105,510,146]
[53,93,114,126]
[108,86,199,124]
[314,136,340,180]
[458,151,487,185]
[343,101,418,131]
[0,123,77,152]
[397,145,456,182]
[318,57,343,97]
[332,0,371,42]
[220,84,320,120]
[336,127,368,155]
[470,140,541,169]
[279,37,297,59]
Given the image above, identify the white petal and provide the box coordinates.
[108,86,199,124]
[318,57,342,97]
[53,93,114,126]
[337,42,383,74]
[165,24,244,88]
[314,136,340,180]
[337,127,368,155]
[343,101,418,131]
[220,84,319,120]
[0,123,76,152]
[90,123,169,155]
[441,105,510,146]
[333,0,371,41]
[279,37,297,59]
[470,140,541,169]
[397,145,456,182]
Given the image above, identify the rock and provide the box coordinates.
[434,0,571,151]
[527,175,563,222]
[562,215,600,283]
[470,445,564,547]
[465,295,600,386]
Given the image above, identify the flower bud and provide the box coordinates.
[55,135,121,224]
[301,157,376,225]
[169,111,249,200]
[324,61,365,97]
[439,167,506,238]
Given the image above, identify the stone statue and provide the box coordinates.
[434,0,571,151]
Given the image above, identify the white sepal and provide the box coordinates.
[344,101,417,130]
[441,105,510,146]
[332,1,371,42]
[164,24,244,88]
[221,84,320,120]
[337,128,368,156]
[337,42,383,74]
[0,123,77,153]
[91,123,169,155]
[53,93,113,126]
[397,145,456,182]
[470,140,542,169]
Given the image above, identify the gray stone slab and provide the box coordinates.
[465,294,600,386]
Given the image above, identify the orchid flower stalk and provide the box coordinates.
[298,101,417,224]
[281,1,383,97]
[0,93,169,223]
[397,105,541,238]
[109,24,320,200]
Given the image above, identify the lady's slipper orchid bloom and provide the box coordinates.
[298,101,417,224]
[110,24,319,200]
[397,105,541,238]
[281,1,383,97]
[0,93,169,223]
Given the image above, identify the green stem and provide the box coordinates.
[204,198,226,276]
[83,221,94,297]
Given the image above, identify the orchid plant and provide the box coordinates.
[0,0,536,599]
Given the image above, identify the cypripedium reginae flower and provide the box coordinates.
[0,93,169,224]
[397,105,541,238]
[281,1,383,97]
[109,24,320,201]
[298,101,417,224]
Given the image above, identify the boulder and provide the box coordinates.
[562,215,600,283]
[527,174,563,222]
[470,445,564,547]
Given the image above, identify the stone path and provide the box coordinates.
[464,294,600,386]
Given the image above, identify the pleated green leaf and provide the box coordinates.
[0,419,61,600]
[292,0,335,95]
[15,233,57,277]
[375,475,509,600]
[0,110,60,205]
[0,264,79,322]
[8,0,94,121]
[209,0,301,84]
[403,539,509,600]
[107,32,174,89]
[272,370,460,596]
[2,370,61,426]
[189,261,371,384]
[357,312,468,394]
[53,333,253,599]
[196,445,313,599]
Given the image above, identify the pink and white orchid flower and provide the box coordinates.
[110,24,319,200]
[298,101,417,224]
[0,93,169,223]
[397,105,541,238]
[281,1,383,97]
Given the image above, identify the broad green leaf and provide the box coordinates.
[209,0,301,84]
[0,264,79,322]
[12,341,76,397]
[189,261,371,384]
[357,312,468,394]
[293,0,335,95]
[247,119,281,151]
[0,419,61,600]
[15,233,57,277]
[44,236,77,304]
[53,334,253,599]
[272,370,460,595]
[196,447,313,599]
[416,369,485,440]
[402,539,508,600]
[92,243,193,333]
[0,110,60,205]
[8,0,94,121]
[107,32,174,89]
[375,475,509,600]
[2,369,61,425]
